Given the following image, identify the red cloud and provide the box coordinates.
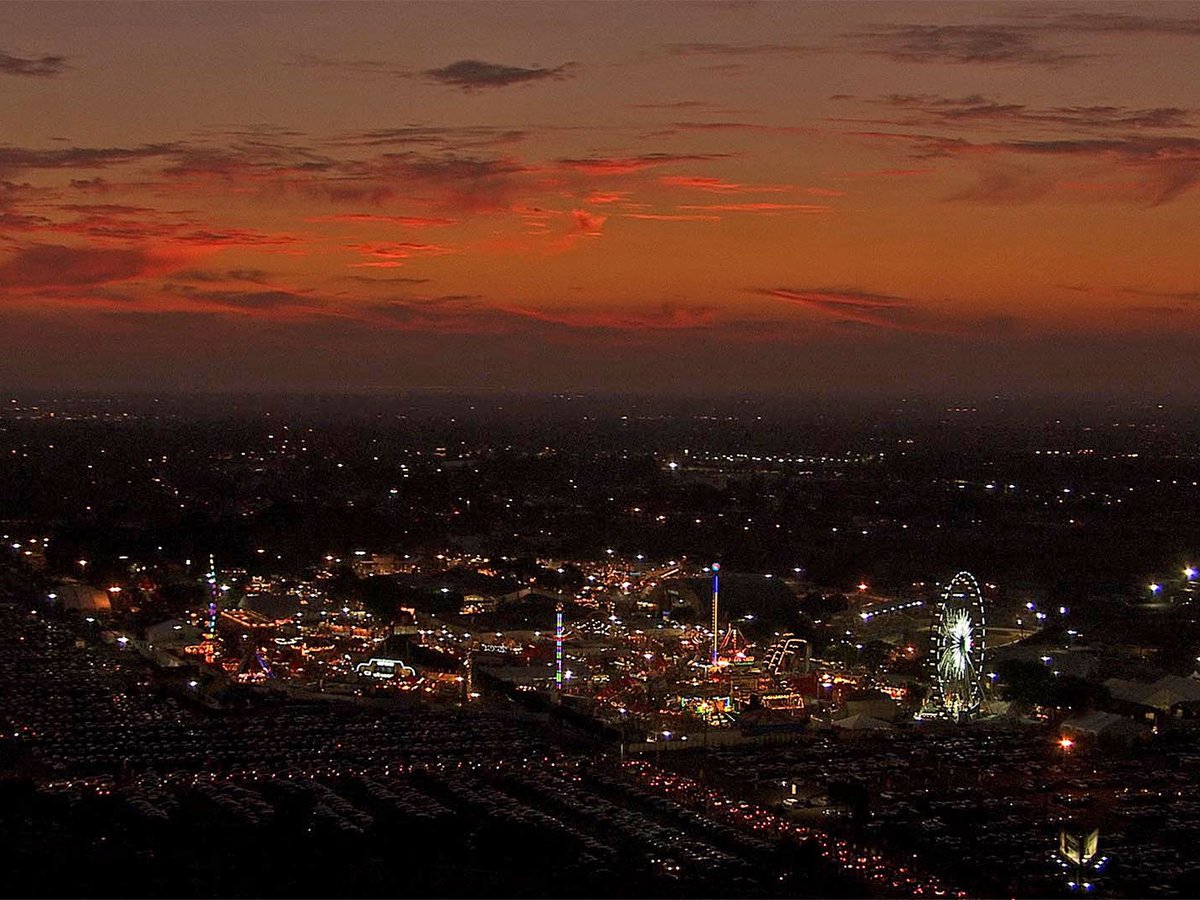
[571,209,607,235]
[679,202,831,213]
[659,175,792,194]
[348,241,457,267]
[0,243,165,288]
[557,153,730,175]
[584,191,631,204]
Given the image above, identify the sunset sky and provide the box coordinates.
[3,1,1199,396]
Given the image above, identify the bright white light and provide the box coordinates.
[938,608,974,681]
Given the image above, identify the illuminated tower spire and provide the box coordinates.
[711,563,720,665]
[204,555,220,664]
[206,554,219,635]
[555,601,565,691]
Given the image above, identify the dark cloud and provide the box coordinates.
[757,286,918,330]
[1131,304,1189,315]
[355,293,720,337]
[754,286,1008,337]
[759,286,908,311]
[291,54,578,93]
[0,50,68,77]
[628,100,718,110]
[490,301,719,333]
[332,152,531,212]
[0,244,156,288]
[0,211,53,233]
[56,202,160,215]
[1033,11,1200,38]
[288,54,407,76]
[850,11,1200,68]
[557,152,733,175]
[329,125,526,149]
[162,284,321,310]
[170,269,274,284]
[0,144,178,176]
[161,142,336,179]
[422,59,576,91]
[942,164,1055,204]
[989,136,1200,204]
[663,42,811,57]
[670,120,814,135]
[839,94,1196,131]
[178,228,302,247]
[845,129,1200,205]
[0,181,40,217]
[348,241,456,268]
[1124,287,1200,304]
[344,274,431,285]
[853,24,1090,67]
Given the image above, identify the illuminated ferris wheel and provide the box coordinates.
[921,571,987,721]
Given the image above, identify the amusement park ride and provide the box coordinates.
[697,564,988,724]
[919,571,988,722]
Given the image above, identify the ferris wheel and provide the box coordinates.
[922,571,987,720]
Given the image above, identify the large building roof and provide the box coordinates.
[1104,675,1200,712]
[54,582,111,612]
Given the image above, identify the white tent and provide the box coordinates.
[833,713,895,731]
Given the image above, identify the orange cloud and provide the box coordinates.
[680,202,831,213]
[557,153,731,175]
[659,175,792,193]
[625,213,721,222]
[348,241,457,267]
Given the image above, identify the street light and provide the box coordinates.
[1059,736,1074,763]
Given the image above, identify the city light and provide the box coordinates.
[0,301,1191,900]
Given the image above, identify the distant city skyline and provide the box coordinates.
[2,1,1199,396]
